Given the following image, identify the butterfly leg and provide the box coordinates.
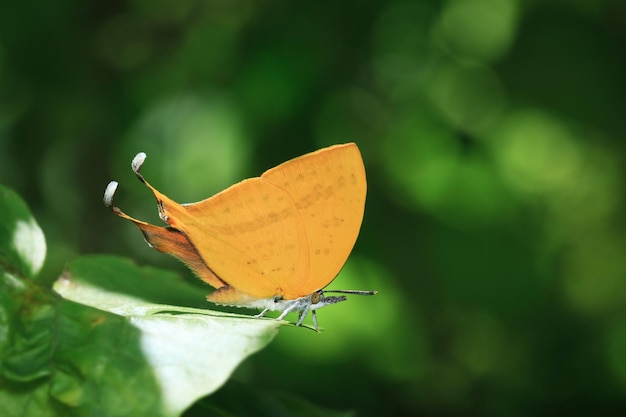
[296,305,310,327]
[311,310,319,331]
[254,308,270,318]
[276,303,299,321]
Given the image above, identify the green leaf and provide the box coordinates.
[0,184,46,279]
[54,255,282,415]
[1,274,165,417]
[56,255,211,310]
[0,187,163,416]
[0,186,280,416]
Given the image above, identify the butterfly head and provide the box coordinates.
[262,289,376,331]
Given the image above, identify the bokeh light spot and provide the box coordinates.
[490,110,584,195]
[427,62,506,135]
[434,0,519,62]
[116,94,249,203]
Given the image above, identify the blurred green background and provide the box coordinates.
[1,0,626,415]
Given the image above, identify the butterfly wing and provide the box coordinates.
[105,196,228,290]
[146,177,310,300]
[261,143,366,296]
[108,143,365,304]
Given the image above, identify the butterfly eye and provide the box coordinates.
[311,291,321,304]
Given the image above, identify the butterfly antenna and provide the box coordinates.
[323,290,377,296]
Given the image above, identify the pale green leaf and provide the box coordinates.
[54,255,282,415]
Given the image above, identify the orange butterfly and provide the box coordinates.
[104,143,375,329]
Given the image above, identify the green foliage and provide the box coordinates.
[0,186,46,280]
[0,185,284,416]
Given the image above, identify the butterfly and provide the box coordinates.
[104,143,375,330]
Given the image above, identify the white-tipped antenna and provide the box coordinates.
[103,181,119,208]
[132,152,147,174]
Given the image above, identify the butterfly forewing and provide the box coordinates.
[163,178,310,299]
[261,143,366,296]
